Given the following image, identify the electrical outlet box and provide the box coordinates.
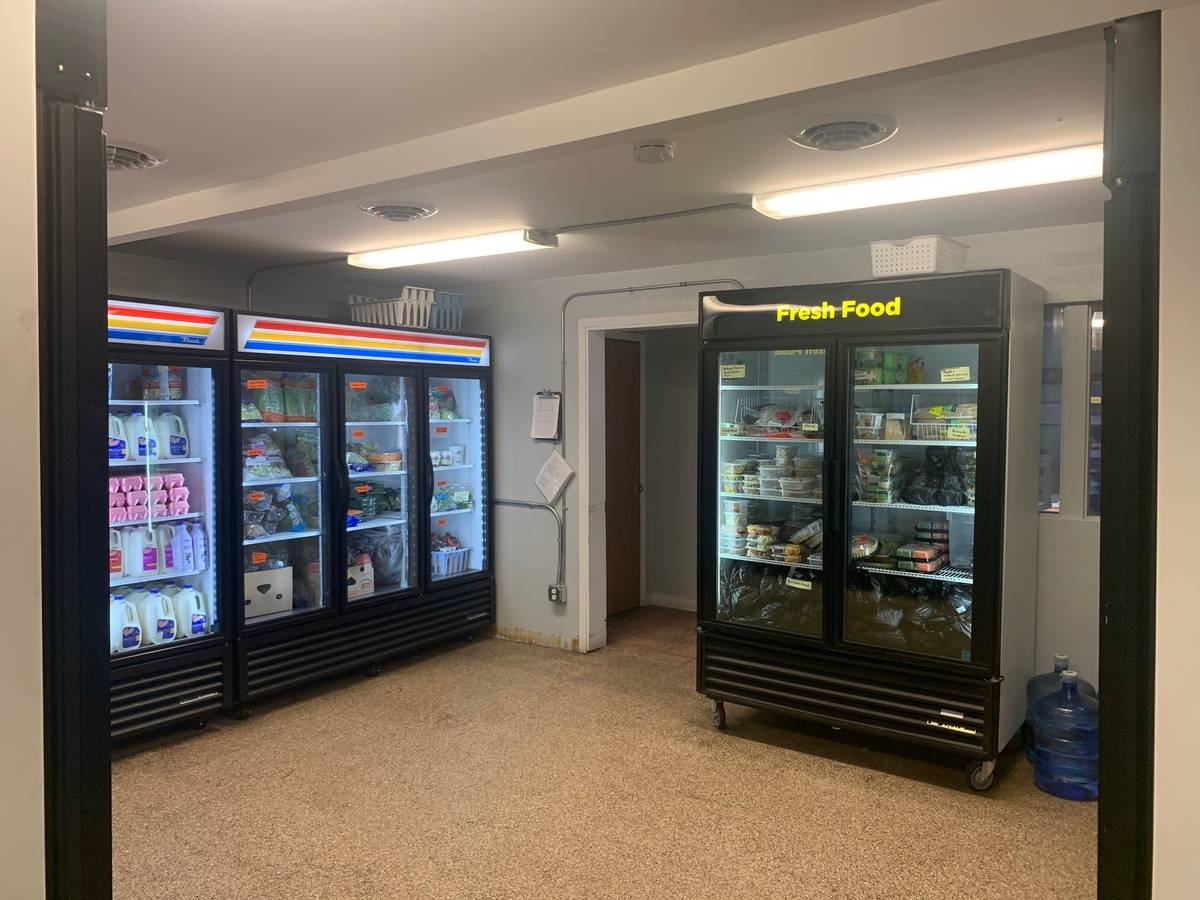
[548,584,565,604]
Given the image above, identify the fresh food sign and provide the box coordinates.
[777,296,902,323]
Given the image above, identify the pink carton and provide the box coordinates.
[169,487,190,503]
[168,501,190,516]
[126,490,148,507]
[126,505,147,521]
[120,475,144,493]
[163,473,186,489]
[109,508,129,525]
[108,477,120,493]
[150,504,168,518]
[108,492,126,508]
[150,490,168,506]
[147,475,164,491]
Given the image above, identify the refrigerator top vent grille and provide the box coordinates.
[106,143,166,171]
[787,116,898,152]
[360,203,439,223]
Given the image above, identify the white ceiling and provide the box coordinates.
[114,31,1107,289]
[106,0,930,211]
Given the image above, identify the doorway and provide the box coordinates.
[604,337,642,618]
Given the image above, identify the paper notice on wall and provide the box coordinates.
[535,449,574,503]
[530,392,561,440]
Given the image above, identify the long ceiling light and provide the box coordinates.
[751,144,1104,220]
[347,228,557,269]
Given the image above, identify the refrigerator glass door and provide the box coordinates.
[108,361,220,654]
[715,348,827,638]
[239,368,330,623]
[844,342,979,663]
[343,373,418,601]
[428,375,488,583]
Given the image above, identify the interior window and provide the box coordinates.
[1039,306,1064,513]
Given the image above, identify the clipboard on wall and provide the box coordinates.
[531,389,561,441]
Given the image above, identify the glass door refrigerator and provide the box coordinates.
[698,271,1043,790]
[233,313,493,706]
[106,298,232,739]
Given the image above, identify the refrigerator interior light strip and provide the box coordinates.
[347,228,558,269]
[751,144,1104,220]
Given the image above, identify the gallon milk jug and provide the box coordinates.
[154,412,190,459]
[201,587,218,634]
[189,523,208,570]
[127,411,158,462]
[154,523,177,572]
[138,589,176,644]
[173,584,207,637]
[108,414,130,461]
[110,596,142,653]
[108,529,125,575]
[123,527,160,578]
[170,524,195,573]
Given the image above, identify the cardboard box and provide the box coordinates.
[244,566,293,619]
[346,562,375,601]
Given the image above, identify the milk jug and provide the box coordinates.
[154,523,177,572]
[108,414,130,461]
[173,584,207,637]
[201,587,218,634]
[189,523,208,570]
[110,596,142,653]
[138,589,176,644]
[170,523,195,572]
[127,411,158,462]
[109,529,124,575]
[123,527,160,578]
[154,413,190,459]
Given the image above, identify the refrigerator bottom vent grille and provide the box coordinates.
[699,631,992,755]
[243,582,494,701]
[110,655,226,740]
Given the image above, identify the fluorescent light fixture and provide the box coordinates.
[347,228,558,269]
[752,144,1104,220]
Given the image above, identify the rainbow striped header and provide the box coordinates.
[108,299,226,350]
[237,316,490,367]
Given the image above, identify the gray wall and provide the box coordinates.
[463,222,1103,657]
[643,327,698,609]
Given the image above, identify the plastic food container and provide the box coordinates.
[855,411,884,440]
[722,460,749,475]
[897,558,945,573]
[780,477,817,493]
[747,524,779,537]
[722,476,743,493]
[723,512,748,529]
[774,446,797,462]
[896,542,942,561]
[851,533,880,559]
[758,465,789,479]
[722,500,756,515]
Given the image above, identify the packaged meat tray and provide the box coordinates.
[896,542,943,561]
[897,558,945,573]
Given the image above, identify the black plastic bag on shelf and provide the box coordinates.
[901,448,968,507]
[757,569,823,637]
[845,573,907,649]
[721,564,763,619]
[372,526,408,587]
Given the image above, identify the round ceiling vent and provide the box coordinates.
[359,202,439,222]
[632,139,676,164]
[106,142,166,171]
[787,115,898,152]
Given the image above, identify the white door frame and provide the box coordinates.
[576,309,698,652]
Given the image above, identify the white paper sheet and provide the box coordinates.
[535,449,574,502]
[530,393,561,440]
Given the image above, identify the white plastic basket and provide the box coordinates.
[348,286,435,328]
[431,547,470,577]
[870,235,968,277]
[430,291,465,332]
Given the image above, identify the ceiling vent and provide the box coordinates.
[787,116,898,152]
[632,139,676,164]
[359,202,439,223]
[106,143,166,171]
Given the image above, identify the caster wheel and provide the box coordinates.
[235,707,252,721]
[710,700,727,730]
[968,761,996,792]
[193,717,207,730]
[366,663,384,677]
[464,631,475,642]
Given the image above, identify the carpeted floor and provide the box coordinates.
[112,629,1096,900]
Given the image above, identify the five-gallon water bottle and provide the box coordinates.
[1033,670,1099,801]
[1025,653,1096,761]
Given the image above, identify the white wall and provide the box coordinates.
[643,327,699,611]
[465,221,1102,651]
[1,1,45,896]
[1155,6,1200,896]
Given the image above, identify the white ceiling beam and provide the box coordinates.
[107,0,1171,244]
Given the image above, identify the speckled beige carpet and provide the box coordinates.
[112,636,1096,900]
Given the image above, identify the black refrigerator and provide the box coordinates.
[697,270,1042,790]
[106,298,234,739]
[231,312,494,707]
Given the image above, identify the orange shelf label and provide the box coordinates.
[246,378,268,389]
[250,551,267,564]
[355,484,369,494]
[245,448,264,457]
[435,426,448,434]
[247,491,266,502]
[348,381,367,390]
[436,518,447,525]
[351,430,365,439]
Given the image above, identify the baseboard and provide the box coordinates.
[647,591,696,612]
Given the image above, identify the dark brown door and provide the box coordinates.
[606,338,642,616]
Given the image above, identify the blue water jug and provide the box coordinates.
[1025,653,1095,761]
[1033,671,1099,801]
